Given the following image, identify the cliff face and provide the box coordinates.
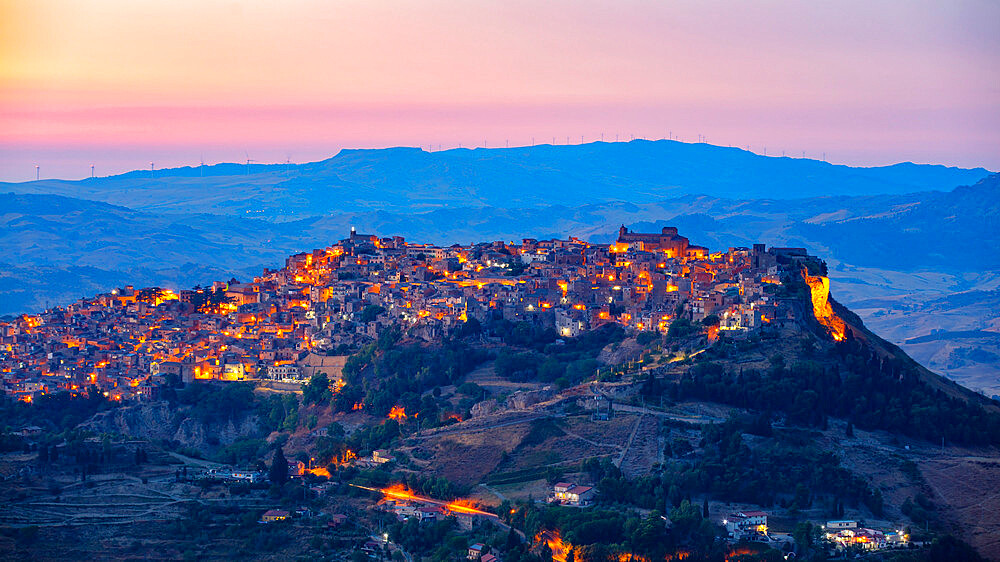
[82,401,262,451]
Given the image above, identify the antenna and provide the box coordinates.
[552,137,555,145]
[150,161,155,179]
[823,152,826,161]
[199,155,204,177]
[600,133,604,142]
[531,137,535,146]
[581,135,584,144]
[505,139,509,148]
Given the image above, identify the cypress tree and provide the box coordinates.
[270,447,289,483]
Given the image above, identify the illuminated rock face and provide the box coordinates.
[802,272,846,341]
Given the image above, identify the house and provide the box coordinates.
[548,482,596,507]
[229,469,262,483]
[372,449,394,464]
[260,509,289,523]
[16,426,42,438]
[468,543,487,559]
[328,513,348,528]
[724,511,767,538]
[481,555,498,562]
[416,505,446,522]
[287,459,305,477]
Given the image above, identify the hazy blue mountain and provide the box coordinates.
[3,140,991,218]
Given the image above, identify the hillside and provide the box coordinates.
[3,246,999,560]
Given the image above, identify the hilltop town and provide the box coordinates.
[0,226,840,402]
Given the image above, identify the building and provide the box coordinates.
[548,482,596,507]
[724,511,768,538]
[827,527,887,550]
[468,543,487,560]
[260,509,289,523]
[372,449,394,464]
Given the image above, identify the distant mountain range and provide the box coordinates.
[1,141,997,394]
[3,140,991,218]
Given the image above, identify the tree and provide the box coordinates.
[702,496,710,518]
[269,447,288,484]
[359,305,385,323]
[846,421,854,437]
[302,373,332,405]
[929,535,985,562]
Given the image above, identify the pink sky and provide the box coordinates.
[1,0,997,181]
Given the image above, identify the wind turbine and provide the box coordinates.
[150,162,155,179]
[244,151,256,175]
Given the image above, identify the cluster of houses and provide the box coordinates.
[823,520,908,551]
[722,513,909,552]
[0,225,812,402]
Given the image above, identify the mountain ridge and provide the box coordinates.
[3,141,992,219]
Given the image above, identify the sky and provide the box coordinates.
[1,0,998,181]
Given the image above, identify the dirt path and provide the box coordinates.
[615,414,644,468]
[619,415,660,478]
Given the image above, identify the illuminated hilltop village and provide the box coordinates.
[0,226,846,401]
